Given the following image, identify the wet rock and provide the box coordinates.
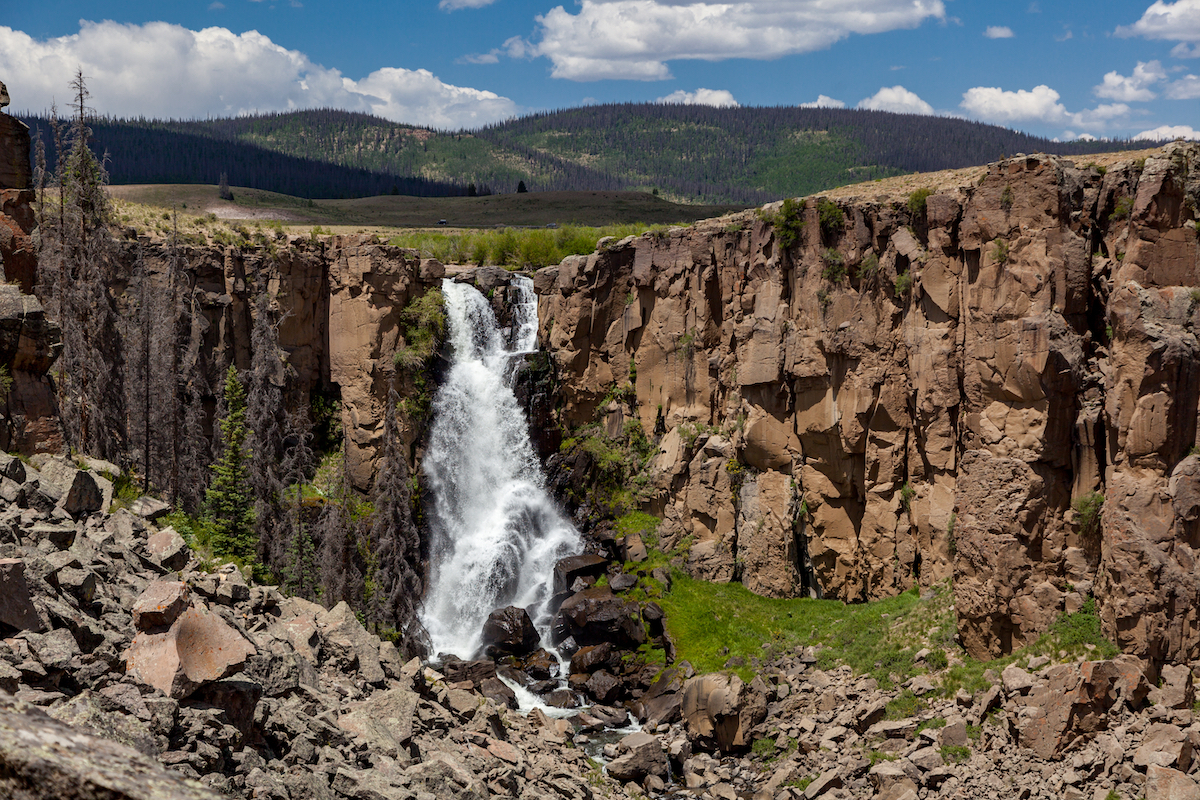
[555,586,646,649]
[479,677,518,709]
[481,605,540,657]
[552,554,609,600]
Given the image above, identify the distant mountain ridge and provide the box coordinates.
[21,105,1137,204]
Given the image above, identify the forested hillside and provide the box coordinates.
[21,105,1137,203]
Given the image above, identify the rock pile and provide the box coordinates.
[0,456,634,800]
[2,453,1200,800]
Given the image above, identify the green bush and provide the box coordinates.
[821,249,847,282]
[992,239,1009,265]
[940,745,971,764]
[818,199,845,239]
[1072,491,1104,537]
[758,197,806,249]
[1110,196,1134,222]
[907,187,933,216]
[855,252,879,279]
[894,270,913,296]
[1000,185,1014,211]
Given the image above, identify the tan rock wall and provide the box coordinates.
[536,142,1200,668]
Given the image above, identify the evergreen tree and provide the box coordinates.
[246,282,289,568]
[205,365,256,565]
[218,171,233,201]
[517,180,527,193]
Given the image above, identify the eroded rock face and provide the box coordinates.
[536,143,1200,666]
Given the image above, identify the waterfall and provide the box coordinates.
[420,276,580,659]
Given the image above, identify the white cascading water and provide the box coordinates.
[421,276,581,659]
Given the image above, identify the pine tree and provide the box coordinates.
[218,171,233,201]
[205,365,256,565]
[279,409,316,599]
[517,180,528,193]
[246,282,288,568]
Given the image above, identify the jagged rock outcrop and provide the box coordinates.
[535,143,1200,667]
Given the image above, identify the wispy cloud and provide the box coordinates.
[984,26,1015,39]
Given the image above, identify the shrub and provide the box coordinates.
[886,690,922,719]
[818,199,845,239]
[856,252,879,279]
[821,249,847,282]
[1072,491,1104,537]
[1000,185,1014,211]
[925,649,949,671]
[894,270,913,296]
[992,239,1009,265]
[940,745,971,764]
[907,187,933,216]
[758,197,806,249]
[1110,196,1134,222]
[899,482,915,512]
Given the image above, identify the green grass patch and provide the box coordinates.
[915,717,946,735]
[387,223,669,268]
[615,511,661,546]
[940,745,971,764]
[885,690,923,720]
[865,750,897,766]
[659,572,927,685]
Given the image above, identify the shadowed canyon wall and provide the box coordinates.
[534,143,1200,669]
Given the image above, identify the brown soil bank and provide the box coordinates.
[534,142,1200,670]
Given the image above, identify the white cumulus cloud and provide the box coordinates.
[798,95,846,108]
[960,84,1132,131]
[856,85,934,115]
[1173,42,1200,56]
[1094,60,1166,101]
[1166,74,1200,97]
[1116,1,1200,42]
[0,21,519,129]
[522,0,945,81]
[1134,124,1200,139]
[655,88,739,107]
[984,26,1015,38]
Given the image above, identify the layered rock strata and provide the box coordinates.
[535,143,1200,667]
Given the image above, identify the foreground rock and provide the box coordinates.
[0,691,217,800]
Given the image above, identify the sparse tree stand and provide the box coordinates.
[205,365,256,566]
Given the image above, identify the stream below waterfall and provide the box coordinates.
[420,276,581,661]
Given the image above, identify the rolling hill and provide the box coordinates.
[21,104,1140,205]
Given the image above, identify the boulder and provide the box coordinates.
[605,731,669,784]
[0,113,31,190]
[552,554,609,600]
[520,648,559,680]
[1150,664,1195,710]
[131,581,190,631]
[58,469,105,518]
[0,691,217,800]
[635,667,687,724]
[146,528,190,571]
[480,605,540,657]
[585,670,621,704]
[441,659,498,686]
[319,601,385,684]
[479,677,518,709]
[571,642,617,674]
[336,687,421,752]
[1018,658,1150,758]
[125,601,256,699]
[129,495,171,521]
[554,586,646,649]
[1135,724,1194,772]
[0,558,44,631]
[681,672,767,753]
[1145,764,1200,800]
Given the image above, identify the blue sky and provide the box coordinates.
[2,1,1198,140]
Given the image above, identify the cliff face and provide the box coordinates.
[535,142,1200,668]
[113,236,445,491]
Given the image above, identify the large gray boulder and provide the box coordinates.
[0,691,218,800]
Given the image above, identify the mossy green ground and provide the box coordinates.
[655,565,1119,691]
